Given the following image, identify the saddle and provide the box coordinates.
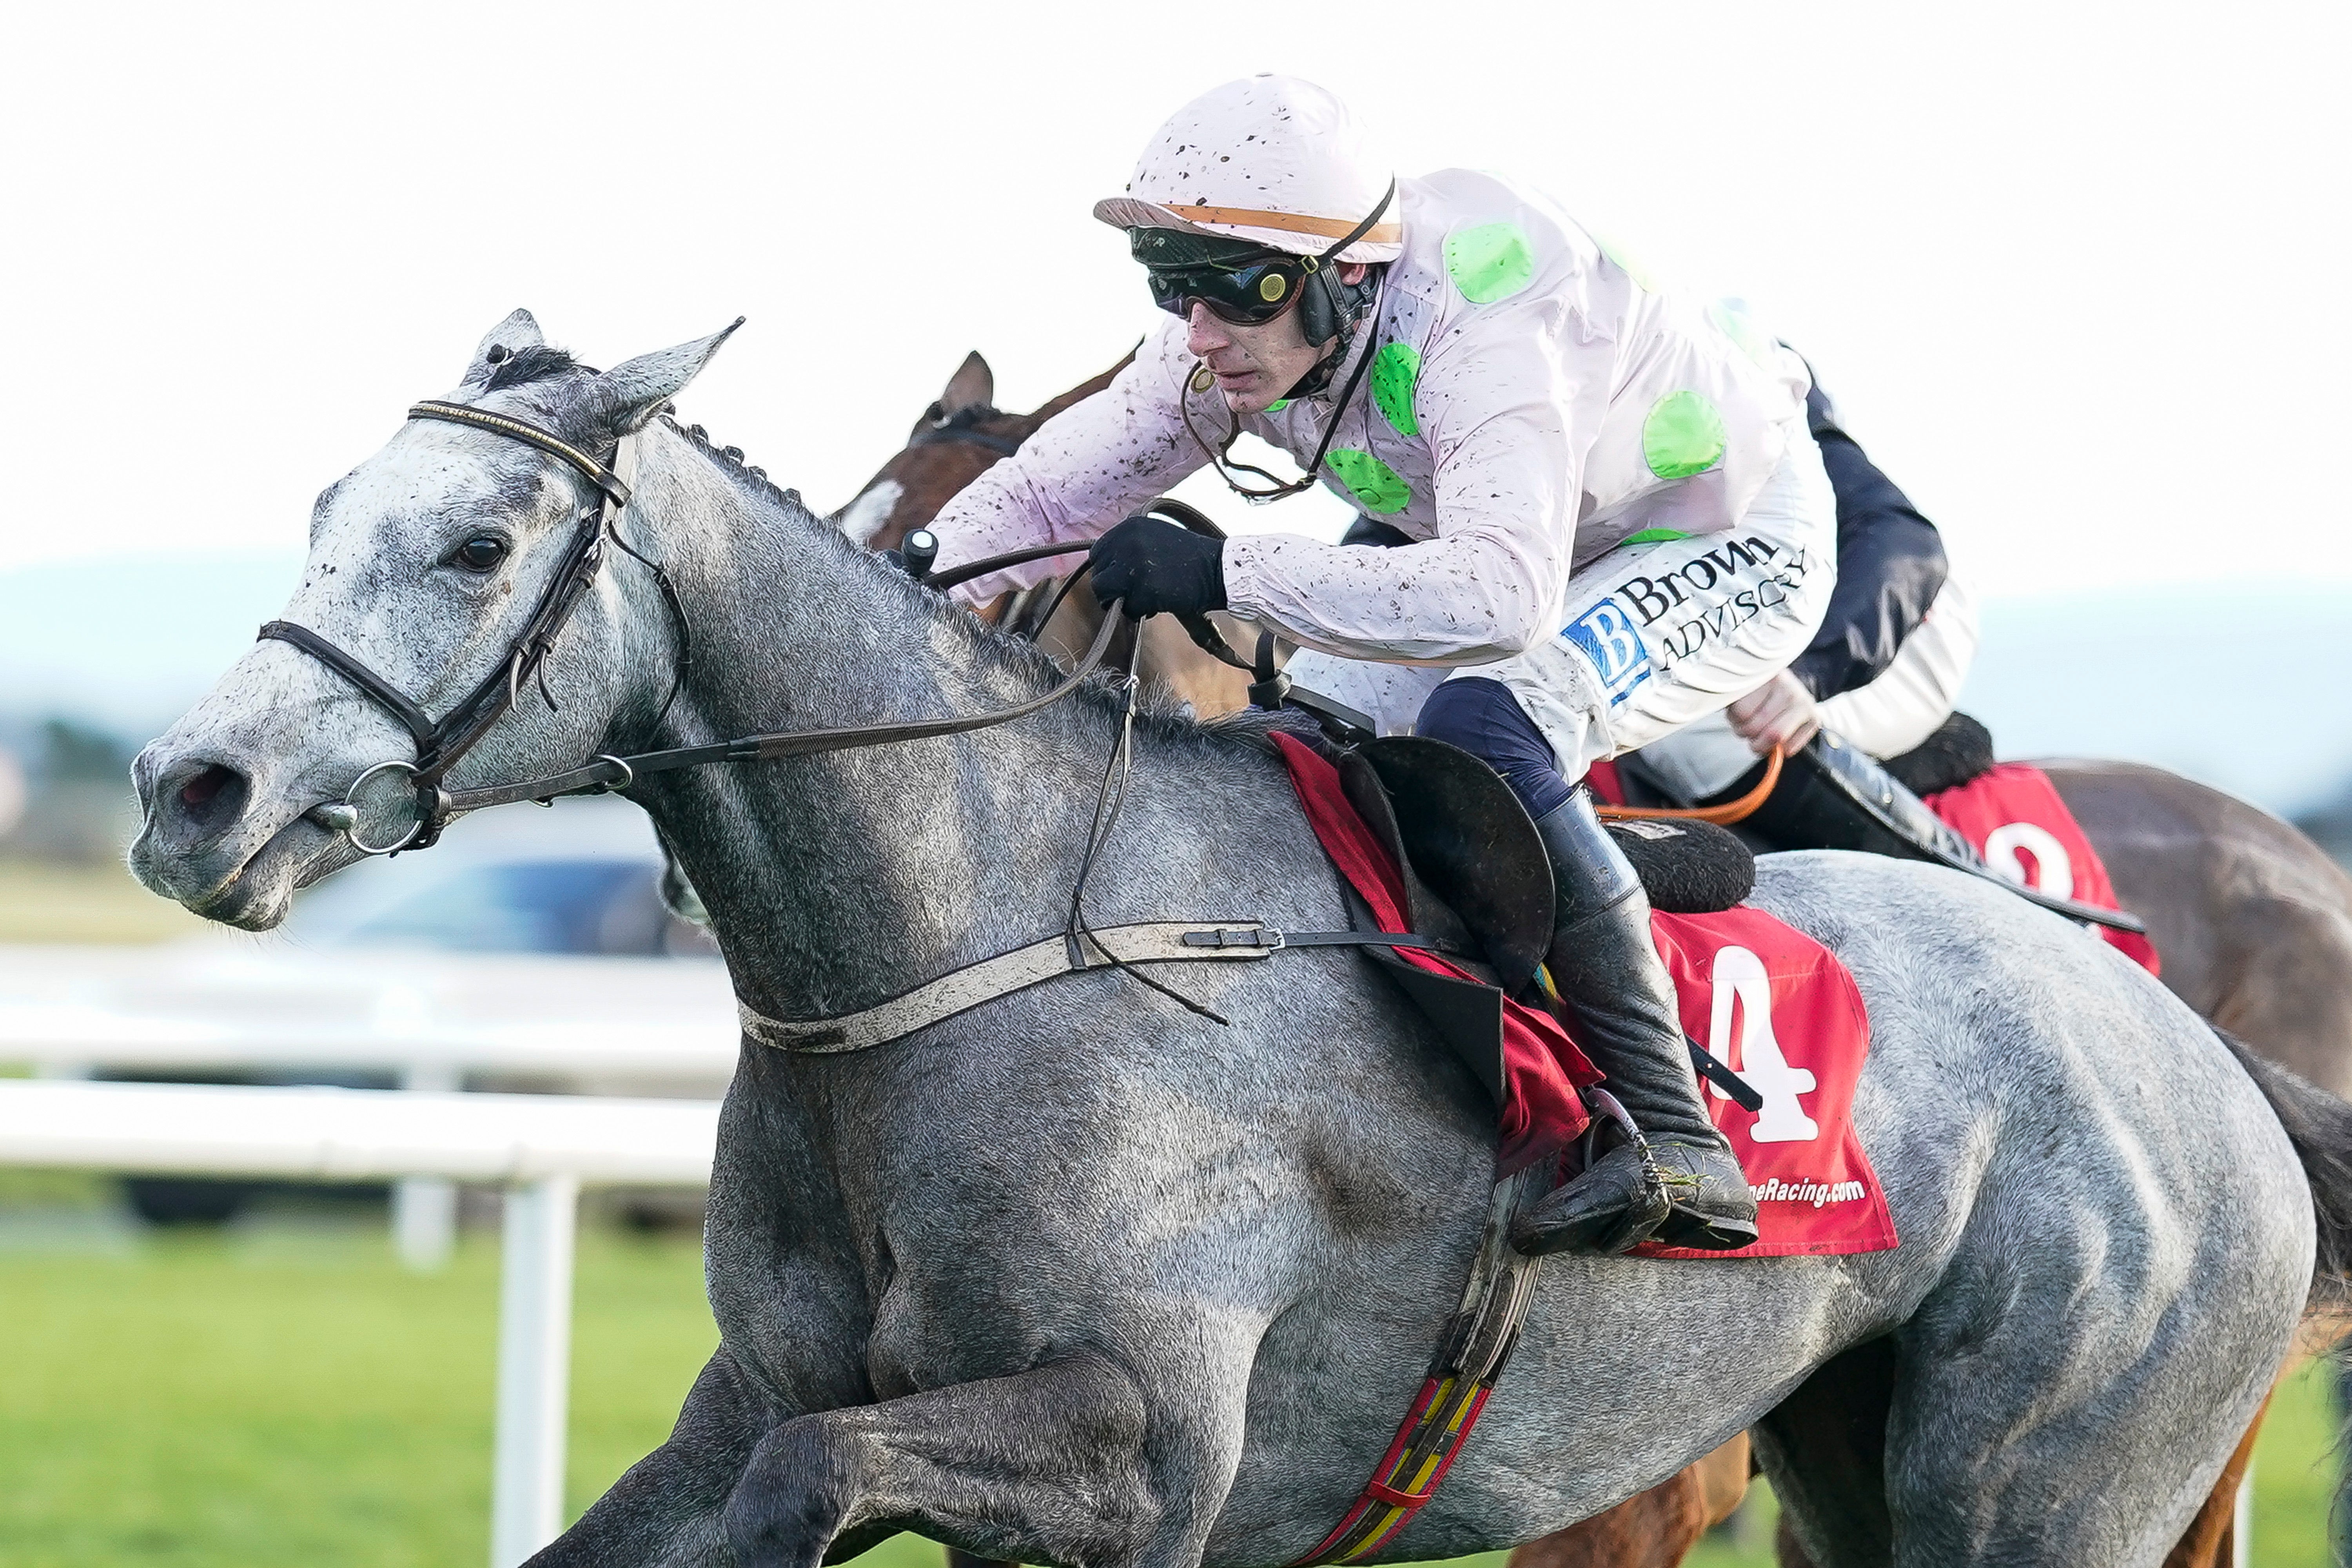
[1882,711,1997,796]
[1333,736,1755,1104]
[1341,737,1756,967]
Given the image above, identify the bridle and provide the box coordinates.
[908,407,1026,458]
[262,400,687,852]
[267,398,1127,858]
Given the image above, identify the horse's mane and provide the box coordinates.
[470,344,1305,761]
[657,409,1313,761]
[479,345,588,394]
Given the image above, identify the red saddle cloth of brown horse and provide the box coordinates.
[1922,762,2161,975]
[1275,735,1898,1258]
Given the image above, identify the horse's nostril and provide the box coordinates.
[169,763,250,835]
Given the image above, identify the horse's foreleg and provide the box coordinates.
[2161,1393,2270,1568]
[529,1346,773,1567]
[724,1353,1225,1568]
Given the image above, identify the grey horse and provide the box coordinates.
[131,315,2352,1568]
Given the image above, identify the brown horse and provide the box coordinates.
[833,352,1257,720]
[844,353,2350,1568]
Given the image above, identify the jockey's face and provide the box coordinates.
[1185,262,1370,415]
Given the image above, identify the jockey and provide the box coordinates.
[929,75,1840,1256]
[1625,375,1978,801]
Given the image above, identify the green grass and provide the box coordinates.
[0,1210,2340,1565]
[0,857,208,944]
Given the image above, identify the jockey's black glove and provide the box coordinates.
[1089,515,1227,619]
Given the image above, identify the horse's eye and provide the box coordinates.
[452,535,508,572]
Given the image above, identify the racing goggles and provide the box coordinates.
[1131,181,1399,327]
[1133,231,1307,325]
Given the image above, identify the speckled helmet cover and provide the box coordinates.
[1093,76,1404,264]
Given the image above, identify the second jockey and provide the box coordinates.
[930,76,1838,1256]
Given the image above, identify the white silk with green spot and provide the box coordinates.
[1642,391,1727,479]
[926,169,1809,675]
[1443,221,1536,303]
[1324,450,1410,514]
[1708,298,1777,370]
[1637,390,1731,479]
[1370,343,1421,437]
[1588,227,1660,292]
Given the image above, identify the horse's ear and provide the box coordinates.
[462,309,546,385]
[940,351,994,417]
[598,318,745,434]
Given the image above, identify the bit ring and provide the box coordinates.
[339,760,427,855]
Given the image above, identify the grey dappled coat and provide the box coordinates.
[131,314,2332,1568]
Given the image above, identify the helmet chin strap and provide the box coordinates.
[1182,301,1382,504]
[1279,273,1378,402]
[1293,179,1396,351]
[1183,180,1397,501]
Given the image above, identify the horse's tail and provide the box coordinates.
[2217,1030,2352,1310]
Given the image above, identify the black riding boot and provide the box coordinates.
[1513,792,1759,1256]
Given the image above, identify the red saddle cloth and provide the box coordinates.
[1273,734,1598,1171]
[1275,735,1898,1259]
[1924,763,2160,975]
[1635,907,1896,1259]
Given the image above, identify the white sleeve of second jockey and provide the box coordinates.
[929,321,1209,604]
[1813,570,1981,759]
[1220,303,1588,666]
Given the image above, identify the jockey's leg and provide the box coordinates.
[1416,431,1838,1254]
[1419,678,1752,1254]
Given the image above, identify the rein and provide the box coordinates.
[267,393,1548,1549]
[272,403,1127,855]
[1597,745,1785,827]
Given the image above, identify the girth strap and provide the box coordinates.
[1292,1161,1549,1564]
[739,919,1438,1054]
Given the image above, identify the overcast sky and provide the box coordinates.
[4,2,2345,600]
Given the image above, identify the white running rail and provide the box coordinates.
[0,1077,719,1568]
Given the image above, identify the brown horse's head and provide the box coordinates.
[831,349,1128,552]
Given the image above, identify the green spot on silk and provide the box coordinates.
[1641,391,1726,479]
[1589,227,1659,292]
[1444,222,1536,304]
[1708,298,1776,369]
[1370,343,1421,437]
[1325,449,1410,514]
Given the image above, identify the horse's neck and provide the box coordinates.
[621,428,1111,1018]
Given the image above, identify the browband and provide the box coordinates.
[408,399,632,506]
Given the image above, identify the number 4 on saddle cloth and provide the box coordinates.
[1272,733,1898,1261]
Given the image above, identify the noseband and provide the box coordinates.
[258,401,649,852]
[267,398,1125,857]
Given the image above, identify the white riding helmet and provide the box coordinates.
[1093,76,1404,265]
